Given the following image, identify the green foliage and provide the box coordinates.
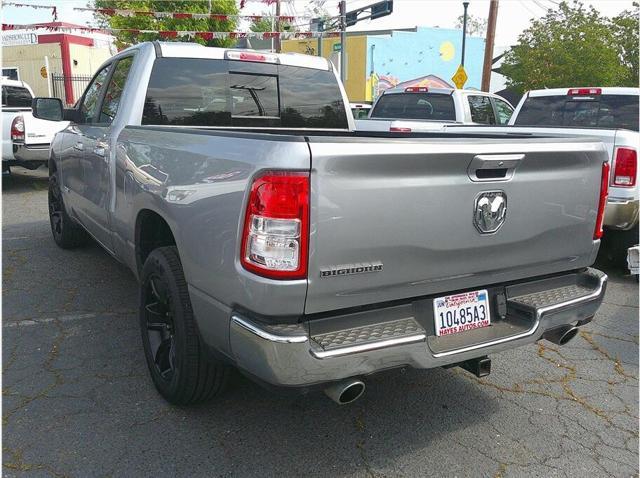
[501,1,637,92]
[93,0,238,49]
[611,2,640,86]
[249,13,291,33]
[455,13,487,37]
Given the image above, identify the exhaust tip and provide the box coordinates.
[543,325,579,346]
[339,381,365,404]
[325,379,365,405]
[559,327,579,345]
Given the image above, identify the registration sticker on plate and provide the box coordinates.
[433,289,491,336]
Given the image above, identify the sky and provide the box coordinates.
[1,0,635,48]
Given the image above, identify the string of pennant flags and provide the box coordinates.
[2,1,57,19]
[72,6,309,23]
[1,1,335,42]
[2,23,338,40]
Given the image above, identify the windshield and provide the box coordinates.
[514,94,639,131]
[370,93,456,121]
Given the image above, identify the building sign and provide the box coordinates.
[2,33,38,46]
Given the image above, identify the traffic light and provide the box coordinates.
[345,0,393,27]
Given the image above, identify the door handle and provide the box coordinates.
[93,140,108,159]
[468,154,524,182]
[73,142,84,151]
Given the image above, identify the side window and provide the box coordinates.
[79,66,111,124]
[143,58,231,126]
[468,95,496,124]
[492,98,513,125]
[99,56,134,124]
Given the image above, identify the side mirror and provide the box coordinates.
[32,97,63,121]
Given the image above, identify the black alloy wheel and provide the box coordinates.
[143,274,177,382]
[139,246,229,405]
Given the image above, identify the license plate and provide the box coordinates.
[433,289,491,336]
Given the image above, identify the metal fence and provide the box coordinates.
[51,73,92,106]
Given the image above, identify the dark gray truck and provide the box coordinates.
[33,42,608,405]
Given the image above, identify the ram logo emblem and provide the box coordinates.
[474,191,507,234]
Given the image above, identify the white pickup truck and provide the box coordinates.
[446,87,639,268]
[355,87,514,132]
[1,78,68,171]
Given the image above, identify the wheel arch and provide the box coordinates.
[135,208,179,274]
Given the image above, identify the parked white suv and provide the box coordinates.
[355,87,514,132]
[2,78,68,170]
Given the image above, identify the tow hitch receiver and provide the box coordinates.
[459,356,491,377]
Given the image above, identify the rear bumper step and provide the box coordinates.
[229,268,607,387]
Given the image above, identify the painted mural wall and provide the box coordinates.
[365,27,485,101]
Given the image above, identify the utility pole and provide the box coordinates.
[461,1,469,66]
[339,0,347,82]
[481,0,499,91]
[275,0,281,53]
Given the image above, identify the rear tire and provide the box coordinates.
[140,246,228,405]
[48,172,89,248]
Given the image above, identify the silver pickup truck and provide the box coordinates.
[33,42,609,406]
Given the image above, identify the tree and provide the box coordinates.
[500,1,631,92]
[611,3,639,87]
[250,13,291,33]
[93,0,238,49]
[455,13,487,37]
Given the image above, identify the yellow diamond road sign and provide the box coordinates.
[452,65,468,89]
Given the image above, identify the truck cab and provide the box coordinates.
[356,87,514,132]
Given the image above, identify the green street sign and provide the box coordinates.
[333,43,342,52]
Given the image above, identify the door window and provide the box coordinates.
[79,66,111,124]
[492,98,514,125]
[468,95,496,124]
[99,56,134,124]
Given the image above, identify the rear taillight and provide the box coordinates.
[11,116,24,142]
[594,162,610,240]
[241,171,309,279]
[405,87,428,93]
[390,126,412,132]
[567,88,601,96]
[612,147,637,187]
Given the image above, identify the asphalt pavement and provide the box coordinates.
[3,167,639,477]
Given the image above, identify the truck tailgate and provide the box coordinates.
[305,135,607,314]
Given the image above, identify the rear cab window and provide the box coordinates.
[370,93,456,121]
[142,58,348,129]
[2,85,32,108]
[514,93,640,131]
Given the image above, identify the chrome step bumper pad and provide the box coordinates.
[229,268,607,387]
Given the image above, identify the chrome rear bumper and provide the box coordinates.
[12,143,49,163]
[229,268,607,387]
[604,197,639,230]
